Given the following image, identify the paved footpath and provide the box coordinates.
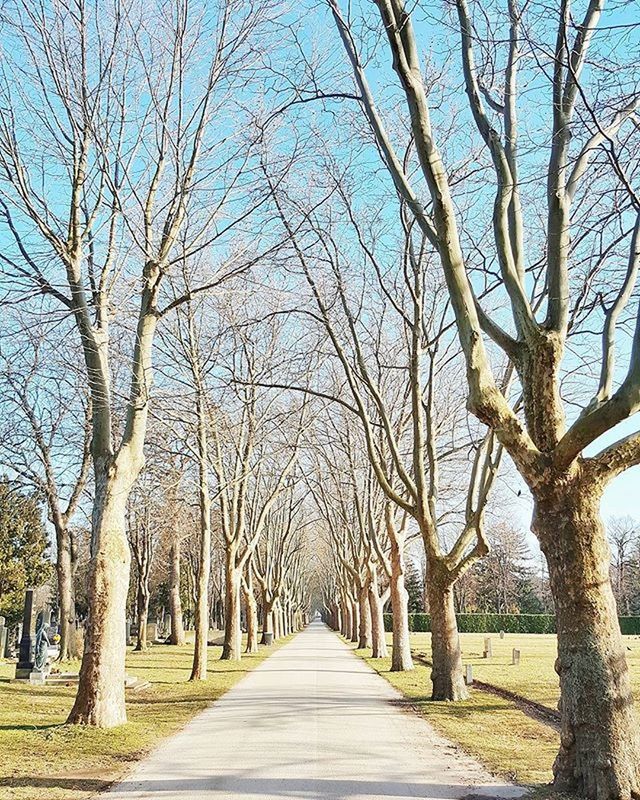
[106,622,525,800]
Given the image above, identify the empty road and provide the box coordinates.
[106,622,524,800]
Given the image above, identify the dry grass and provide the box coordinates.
[0,637,288,800]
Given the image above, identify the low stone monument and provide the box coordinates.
[483,637,492,658]
[512,648,521,665]
[465,664,473,685]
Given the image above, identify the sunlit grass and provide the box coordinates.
[354,631,640,793]
[0,637,288,800]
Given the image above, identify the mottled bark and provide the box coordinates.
[368,576,388,659]
[389,538,413,671]
[221,555,242,660]
[67,474,130,727]
[534,476,640,800]
[426,566,467,701]
[56,524,77,661]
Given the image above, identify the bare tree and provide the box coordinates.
[0,0,276,726]
[324,0,640,792]
[266,174,506,697]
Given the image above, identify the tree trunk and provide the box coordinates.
[533,482,640,800]
[368,580,388,659]
[67,476,130,727]
[221,553,242,660]
[350,597,359,643]
[243,578,259,654]
[341,599,348,637]
[190,388,212,681]
[134,581,149,652]
[168,530,185,646]
[390,538,414,671]
[56,524,76,661]
[427,565,467,701]
[357,584,371,649]
[261,595,274,643]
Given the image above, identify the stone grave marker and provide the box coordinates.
[15,589,39,679]
[483,637,492,658]
[512,648,521,665]
[465,664,473,685]
[146,622,158,642]
[499,630,505,639]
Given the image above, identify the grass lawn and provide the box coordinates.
[407,632,640,708]
[0,637,288,800]
[354,632,640,793]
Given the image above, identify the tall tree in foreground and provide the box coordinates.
[0,0,274,726]
[327,0,640,794]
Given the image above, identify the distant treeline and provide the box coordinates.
[382,613,640,636]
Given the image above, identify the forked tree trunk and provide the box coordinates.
[56,524,76,661]
[358,584,371,649]
[243,578,259,654]
[533,481,640,800]
[390,539,413,671]
[368,579,388,658]
[426,566,467,701]
[168,531,185,646]
[67,475,131,727]
[221,555,242,660]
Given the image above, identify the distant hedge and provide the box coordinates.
[382,613,640,635]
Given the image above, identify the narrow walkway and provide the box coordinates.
[106,622,524,799]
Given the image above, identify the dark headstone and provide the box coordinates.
[15,589,42,679]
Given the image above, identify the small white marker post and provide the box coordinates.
[483,637,492,658]
[465,664,473,685]
[512,648,521,665]
[499,630,505,640]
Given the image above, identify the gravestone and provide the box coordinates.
[146,622,158,642]
[465,664,473,685]
[0,616,6,659]
[512,648,521,665]
[15,589,40,679]
[499,630,505,640]
[483,637,492,658]
[3,625,14,658]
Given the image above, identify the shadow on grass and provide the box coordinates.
[0,776,110,791]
